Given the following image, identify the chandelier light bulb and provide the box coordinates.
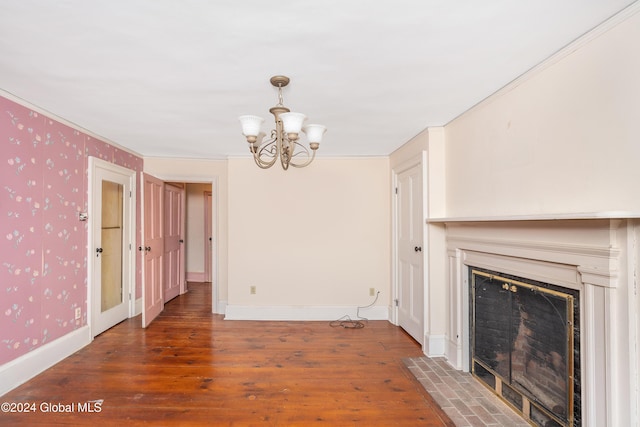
[238,115,264,138]
[302,124,327,144]
[280,112,307,135]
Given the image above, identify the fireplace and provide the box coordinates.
[471,267,580,426]
[439,218,638,426]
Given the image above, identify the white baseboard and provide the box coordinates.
[134,297,142,316]
[445,337,464,370]
[0,326,92,396]
[423,333,446,357]
[186,272,206,282]
[216,299,227,315]
[224,305,389,321]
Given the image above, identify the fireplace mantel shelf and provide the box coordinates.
[427,211,640,223]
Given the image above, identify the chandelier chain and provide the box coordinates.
[277,85,285,107]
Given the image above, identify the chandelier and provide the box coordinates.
[238,75,327,170]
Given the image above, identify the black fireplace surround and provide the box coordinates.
[470,267,581,427]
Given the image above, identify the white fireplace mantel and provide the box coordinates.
[440,218,639,427]
[428,211,640,223]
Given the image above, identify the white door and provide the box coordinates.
[164,183,185,301]
[90,158,135,337]
[396,161,424,344]
[142,173,164,327]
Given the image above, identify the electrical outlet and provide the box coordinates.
[369,288,375,296]
[75,307,81,320]
[250,285,256,295]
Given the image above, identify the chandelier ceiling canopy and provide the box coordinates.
[239,76,326,170]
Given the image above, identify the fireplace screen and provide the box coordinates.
[471,268,580,427]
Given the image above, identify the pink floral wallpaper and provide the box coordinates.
[1,95,142,366]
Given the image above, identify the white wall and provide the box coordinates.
[227,157,390,317]
[445,9,640,217]
[185,183,212,276]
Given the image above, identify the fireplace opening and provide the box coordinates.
[470,268,581,427]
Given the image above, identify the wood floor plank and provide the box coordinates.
[1,283,453,426]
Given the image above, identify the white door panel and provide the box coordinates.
[89,158,135,337]
[396,162,424,344]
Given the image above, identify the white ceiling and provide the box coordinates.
[0,1,636,159]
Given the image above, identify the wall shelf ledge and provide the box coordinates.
[427,211,640,223]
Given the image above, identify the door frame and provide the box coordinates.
[204,191,213,283]
[391,152,428,343]
[87,157,137,338]
[144,174,220,314]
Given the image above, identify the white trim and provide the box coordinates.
[0,326,91,396]
[390,169,399,326]
[628,221,640,427]
[446,248,467,371]
[217,299,228,315]
[227,154,389,160]
[424,333,446,357]
[429,211,640,223]
[203,191,213,283]
[186,272,207,282]
[447,236,619,289]
[88,157,137,337]
[421,150,429,349]
[224,305,389,321]
[145,155,229,161]
[134,297,142,316]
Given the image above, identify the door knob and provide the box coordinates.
[96,247,103,253]
[179,239,184,243]
[414,246,422,252]
[145,246,151,252]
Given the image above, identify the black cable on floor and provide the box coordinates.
[330,291,380,329]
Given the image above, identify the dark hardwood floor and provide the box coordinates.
[1,283,453,426]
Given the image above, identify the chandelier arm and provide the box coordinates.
[253,150,277,169]
[256,136,278,157]
[274,120,292,170]
[289,141,317,168]
[289,140,311,158]
[253,138,279,169]
[279,140,291,170]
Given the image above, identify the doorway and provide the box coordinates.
[89,157,136,337]
[393,155,426,344]
[182,184,213,284]
[140,175,218,318]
